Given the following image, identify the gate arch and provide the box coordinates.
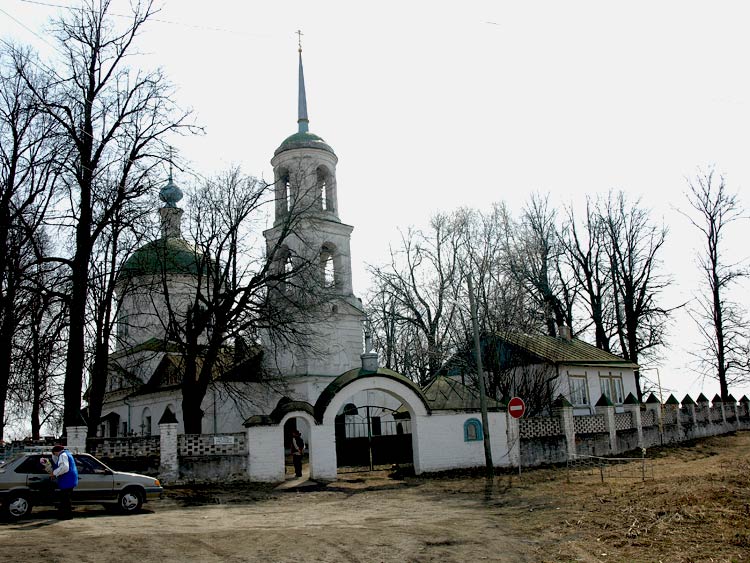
[313,367,431,478]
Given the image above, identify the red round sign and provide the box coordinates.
[508,397,526,419]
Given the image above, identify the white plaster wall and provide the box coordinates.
[412,412,511,473]
[247,425,285,482]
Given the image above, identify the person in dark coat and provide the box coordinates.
[290,430,304,477]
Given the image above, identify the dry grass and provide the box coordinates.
[505,432,750,562]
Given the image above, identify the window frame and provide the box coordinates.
[463,418,483,442]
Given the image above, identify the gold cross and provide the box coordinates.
[296,29,303,52]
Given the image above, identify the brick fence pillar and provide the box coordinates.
[623,393,643,448]
[65,425,88,454]
[158,408,179,483]
[595,394,617,453]
[552,395,575,460]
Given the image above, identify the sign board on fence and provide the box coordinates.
[212,436,235,446]
[508,397,526,419]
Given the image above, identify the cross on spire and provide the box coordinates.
[296,29,303,53]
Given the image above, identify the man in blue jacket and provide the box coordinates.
[51,444,78,518]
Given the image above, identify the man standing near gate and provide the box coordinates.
[291,430,305,477]
[50,444,79,518]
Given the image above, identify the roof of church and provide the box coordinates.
[274,47,335,157]
[120,237,205,280]
[274,130,335,156]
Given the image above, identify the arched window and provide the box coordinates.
[285,176,292,213]
[276,169,291,217]
[141,408,152,436]
[342,403,358,416]
[317,167,334,212]
[320,244,336,288]
[464,418,483,442]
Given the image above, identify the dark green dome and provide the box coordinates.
[274,130,335,156]
[120,237,205,280]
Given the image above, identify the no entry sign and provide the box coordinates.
[508,397,526,419]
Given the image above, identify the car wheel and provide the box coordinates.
[3,493,33,521]
[117,488,143,514]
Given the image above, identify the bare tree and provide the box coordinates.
[141,167,325,433]
[14,0,197,428]
[601,191,672,399]
[9,231,68,439]
[0,45,60,440]
[503,193,574,337]
[560,198,614,351]
[367,214,462,384]
[682,168,749,399]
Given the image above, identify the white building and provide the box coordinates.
[98,48,522,481]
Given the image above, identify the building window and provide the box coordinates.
[569,375,590,406]
[599,373,625,404]
[464,418,483,442]
[320,244,336,288]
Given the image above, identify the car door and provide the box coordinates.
[18,455,56,504]
[72,454,115,504]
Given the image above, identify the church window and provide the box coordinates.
[317,166,335,212]
[285,177,292,213]
[464,418,483,442]
[320,244,336,288]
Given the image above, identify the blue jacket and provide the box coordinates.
[53,450,79,490]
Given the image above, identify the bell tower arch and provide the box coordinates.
[263,42,364,382]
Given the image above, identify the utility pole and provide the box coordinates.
[466,272,494,477]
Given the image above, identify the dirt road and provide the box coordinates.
[1,432,748,563]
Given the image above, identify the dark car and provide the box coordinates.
[0,451,162,520]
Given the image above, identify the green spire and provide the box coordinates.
[297,32,309,133]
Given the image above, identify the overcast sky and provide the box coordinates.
[4,0,750,401]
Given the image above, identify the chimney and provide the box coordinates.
[558,325,572,341]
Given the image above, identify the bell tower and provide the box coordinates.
[263,40,365,381]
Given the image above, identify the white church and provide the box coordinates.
[98,48,637,481]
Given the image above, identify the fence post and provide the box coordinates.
[158,408,179,483]
[623,393,643,448]
[740,396,750,421]
[681,395,697,425]
[65,425,88,454]
[712,395,726,426]
[552,395,576,460]
[665,394,681,438]
[697,393,710,426]
[595,394,617,453]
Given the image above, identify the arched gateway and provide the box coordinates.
[244,368,431,482]
[245,366,517,482]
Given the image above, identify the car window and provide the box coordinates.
[76,455,110,475]
[15,455,49,475]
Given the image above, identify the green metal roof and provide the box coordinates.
[495,331,638,368]
[274,130,335,156]
[422,376,504,412]
[120,237,205,279]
